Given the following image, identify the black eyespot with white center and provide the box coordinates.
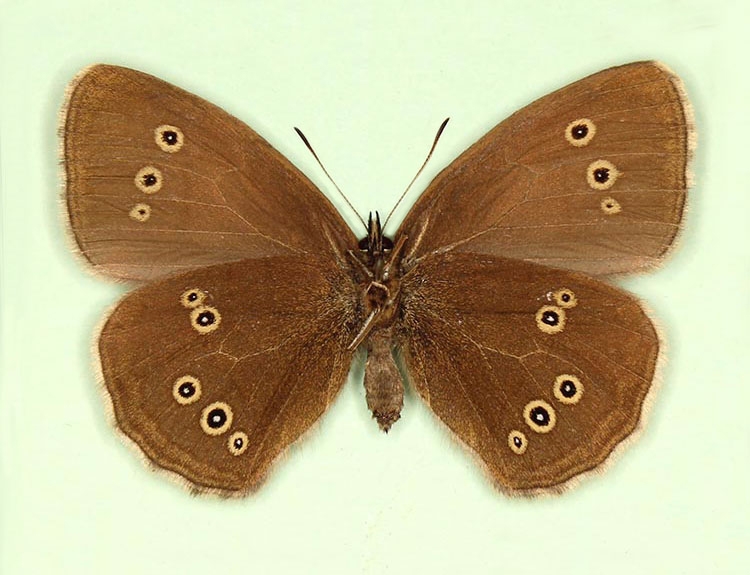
[587,160,619,190]
[190,305,221,334]
[565,118,596,147]
[180,288,206,308]
[523,400,557,433]
[129,203,151,222]
[200,401,233,436]
[553,288,577,309]
[535,305,566,334]
[172,375,202,405]
[508,430,528,455]
[554,374,584,404]
[228,431,249,456]
[154,124,184,153]
[135,166,163,193]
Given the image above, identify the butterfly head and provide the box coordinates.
[358,211,394,261]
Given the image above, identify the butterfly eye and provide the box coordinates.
[523,400,557,433]
[180,288,207,308]
[200,402,233,436]
[535,305,566,334]
[190,305,221,334]
[507,430,528,455]
[154,124,184,153]
[129,203,151,222]
[586,160,620,190]
[553,288,577,309]
[358,237,369,251]
[600,197,622,215]
[172,375,202,405]
[565,118,596,147]
[228,431,249,456]
[134,166,163,194]
[553,374,584,405]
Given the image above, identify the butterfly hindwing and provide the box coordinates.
[397,61,692,276]
[396,252,659,493]
[98,255,358,494]
[63,65,356,281]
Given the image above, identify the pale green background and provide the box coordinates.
[1,1,747,573]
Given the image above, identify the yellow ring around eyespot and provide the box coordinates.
[228,431,249,456]
[190,305,221,334]
[180,288,206,309]
[507,430,528,455]
[553,374,584,405]
[129,203,151,222]
[154,124,184,153]
[565,118,596,147]
[586,160,620,191]
[601,197,622,215]
[200,402,233,436]
[172,375,202,405]
[535,305,566,334]
[523,400,557,433]
[553,288,577,309]
[134,166,163,194]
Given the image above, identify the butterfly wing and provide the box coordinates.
[397,61,693,276]
[98,255,358,494]
[396,252,659,493]
[62,65,357,281]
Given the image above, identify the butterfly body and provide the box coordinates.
[62,62,693,495]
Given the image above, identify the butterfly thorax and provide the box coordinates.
[352,212,405,432]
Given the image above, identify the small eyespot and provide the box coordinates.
[200,402,233,435]
[565,118,596,147]
[228,431,249,456]
[155,124,184,153]
[190,306,221,334]
[553,374,584,405]
[172,375,202,405]
[508,430,528,455]
[134,166,163,193]
[601,197,622,215]
[523,400,557,433]
[586,160,620,190]
[129,203,151,222]
[553,289,577,309]
[535,305,566,334]
[180,289,206,308]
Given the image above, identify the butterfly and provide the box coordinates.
[61,61,693,496]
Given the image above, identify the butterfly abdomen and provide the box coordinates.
[364,330,403,432]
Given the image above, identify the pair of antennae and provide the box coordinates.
[294,118,450,232]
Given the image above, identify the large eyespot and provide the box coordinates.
[523,400,557,433]
[180,288,206,308]
[553,288,577,309]
[553,374,584,405]
[172,375,202,405]
[129,203,151,222]
[601,197,622,215]
[586,160,620,190]
[228,431,249,456]
[535,305,566,334]
[155,124,184,153]
[200,402,233,435]
[507,430,528,455]
[565,118,596,147]
[134,166,163,193]
[190,306,221,334]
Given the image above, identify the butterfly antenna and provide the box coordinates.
[383,117,450,229]
[294,127,367,230]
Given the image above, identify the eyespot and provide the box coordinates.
[553,288,577,309]
[129,203,151,222]
[535,305,566,334]
[180,288,206,308]
[553,374,584,405]
[586,160,620,190]
[523,400,557,433]
[155,124,184,153]
[172,375,202,405]
[601,197,622,215]
[190,306,221,334]
[134,166,163,193]
[200,402,233,435]
[565,118,596,147]
[228,431,249,456]
[507,430,528,455]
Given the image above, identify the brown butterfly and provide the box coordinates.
[61,62,693,496]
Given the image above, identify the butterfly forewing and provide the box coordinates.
[98,255,358,494]
[396,252,659,492]
[397,61,691,276]
[63,65,356,281]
